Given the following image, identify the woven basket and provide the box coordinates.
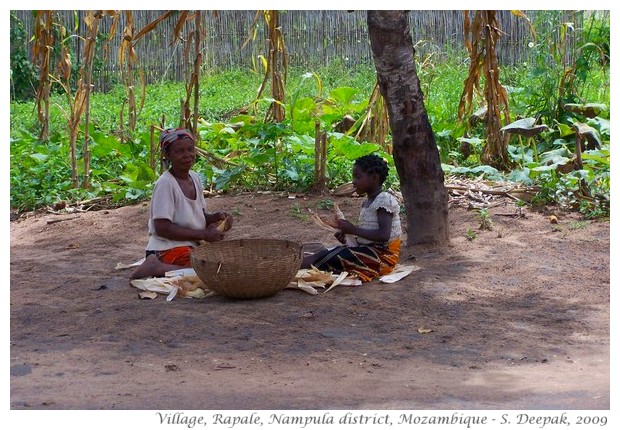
[190,239,302,299]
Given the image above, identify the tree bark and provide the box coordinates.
[367,10,449,244]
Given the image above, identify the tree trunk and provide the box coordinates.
[367,10,449,244]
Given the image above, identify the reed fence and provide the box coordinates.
[12,10,584,92]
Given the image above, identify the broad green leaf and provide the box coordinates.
[507,168,534,184]
[219,127,236,135]
[501,118,549,136]
[588,117,610,137]
[229,115,255,125]
[29,153,48,162]
[563,102,607,117]
[213,165,246,190]
[451,165,501,178]
[457,136,484,145]
[555,122,574,137]
[539,148,571,165]
[531,164,558,172]
[329,86,358,105]
[331,139,380,161]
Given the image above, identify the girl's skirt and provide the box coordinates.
[311,238,401,282]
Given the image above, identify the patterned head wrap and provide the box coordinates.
[159,128,195,153]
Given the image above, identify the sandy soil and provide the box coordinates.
[9,189,610,413]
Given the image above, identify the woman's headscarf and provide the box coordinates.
[159,128,195,153]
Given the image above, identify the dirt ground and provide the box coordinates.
[9,188,610,413]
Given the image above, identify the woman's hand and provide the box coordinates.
[206,211,233,231]
[203,223,225,242]
[214,211,227,222]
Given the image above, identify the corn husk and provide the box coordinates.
[295,278,319,295]
[310,211,339,231]
[309,203,357,247]
[287,267,362,295]
[324,271,350,293]
[379,264,421,283]
[130,271,208,300]
[333,202,345,220]
[115,257,145,270]
[216,214,233,232]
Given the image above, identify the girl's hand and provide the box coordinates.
[335,219,355,235]
[334,230,346,244]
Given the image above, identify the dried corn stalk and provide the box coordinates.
[81,10,106,188]
[118,11,147,134]
[356,82,391,152]
[245,10,287,123]
[32,10,54,141]
[458,10,511,170]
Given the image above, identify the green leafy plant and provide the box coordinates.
[9,35,609,217]
[9,11,37,100]
[317,199,334,210]
[289,203,308,221]
[568,220,589,230]
[477,208,493,231]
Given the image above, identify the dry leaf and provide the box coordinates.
[138,291,158,300]
[418,327,434,334]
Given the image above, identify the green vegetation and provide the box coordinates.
[477,209,493,231]
[10,13,610,220]
[466,228,477,241]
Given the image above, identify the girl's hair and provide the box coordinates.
[354,154,389,183]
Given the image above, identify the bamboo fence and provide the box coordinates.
[12,10,590,92]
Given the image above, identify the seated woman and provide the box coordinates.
[131,128,232,279]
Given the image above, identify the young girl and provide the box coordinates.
[302,154,402,282]
[131,128,232,279]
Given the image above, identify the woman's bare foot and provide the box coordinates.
[130,254,185,279]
